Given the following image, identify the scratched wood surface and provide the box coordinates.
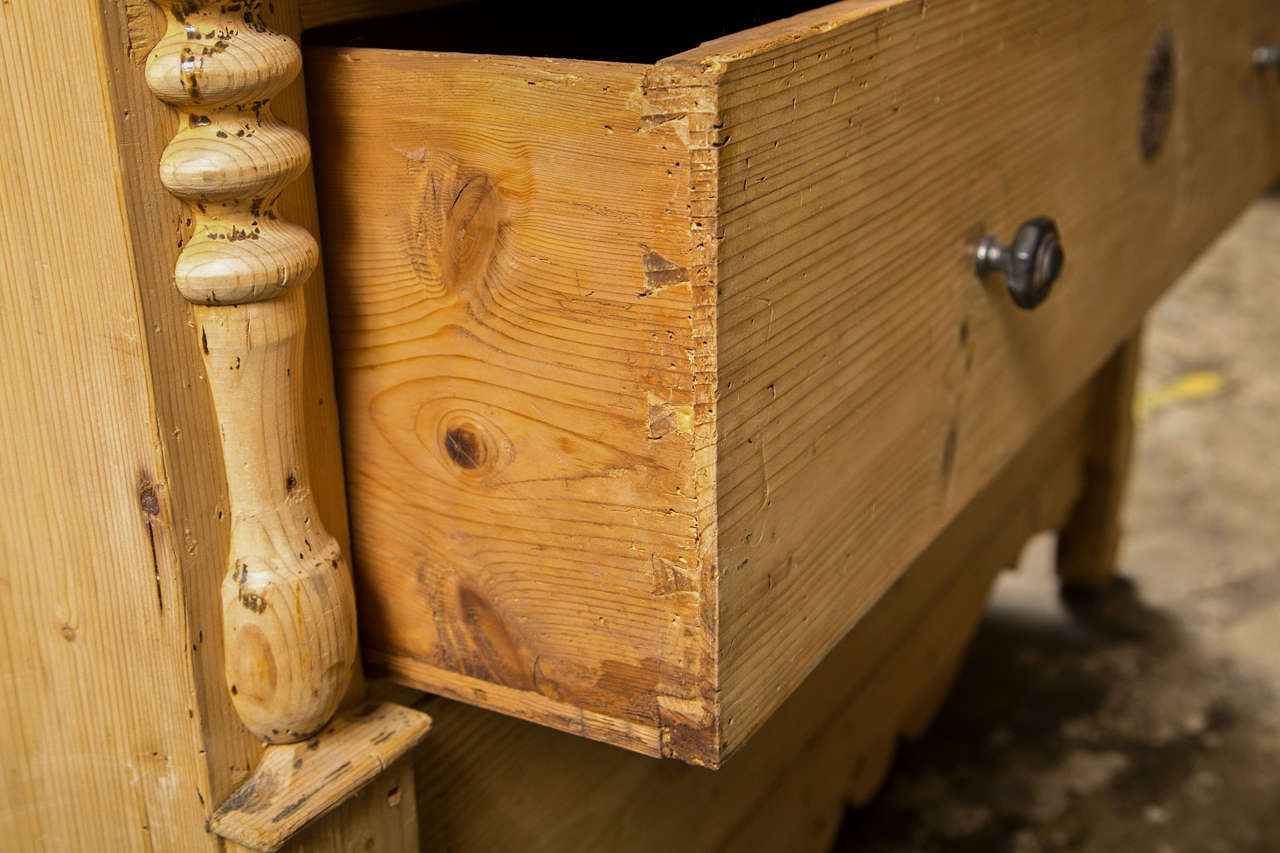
[211,702,430,851]
[103,0,362,817]
[309,0,1280,767]
[701,0,1280,757]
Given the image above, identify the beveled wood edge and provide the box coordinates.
[211,702,432,851]
[663,0,899,66]
[368,649,667,759]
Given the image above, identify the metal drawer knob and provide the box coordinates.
[974,216,1065,310]
[1256,44,1280,70]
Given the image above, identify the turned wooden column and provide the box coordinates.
[144,0,357,744]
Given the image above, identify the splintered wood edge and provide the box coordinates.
[210,702,431,851]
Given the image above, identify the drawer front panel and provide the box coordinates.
[309,53,709,759]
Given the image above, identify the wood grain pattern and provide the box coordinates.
[146,3,318,305]
[105,0,357,815]
[701,0,1280,758]
[410,370,1100,851]
[146,0,359,744]
[140,2,426,847]
[310,0,1280,767]
[211,702,431,851]
[308,51,715,761]
[0,2,215,846]
[288,761,419,853]
[195,297,359,742]
[1,0,421,848]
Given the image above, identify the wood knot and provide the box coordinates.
[403,149,506,300]
[1140,29,1176,162]
[139,482,162,516]
[444,427,485,470]
[431,409,510,479]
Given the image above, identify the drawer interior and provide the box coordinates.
[304,0,836,62]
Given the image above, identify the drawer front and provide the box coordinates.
[309,53,706,759]
[307,0,1280,766]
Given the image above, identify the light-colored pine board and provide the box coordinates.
[211,702,431,851]
[308,50,715,761]
[0,1,416,849]
[288,761,419,853]
[105,0,365,813]
[0,2,216,848]
[708,0,1280,757]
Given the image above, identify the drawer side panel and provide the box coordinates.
[706,0,1280,755]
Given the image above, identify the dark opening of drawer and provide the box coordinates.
[303,0,834,63]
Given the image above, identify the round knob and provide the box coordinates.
[1255,44,1280,70]
[974,217,1065,310]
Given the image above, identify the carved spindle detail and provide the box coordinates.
[145,0,357,743]
[146,1,317,304]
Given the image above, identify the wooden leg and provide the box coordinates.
[1056,330,1144,588]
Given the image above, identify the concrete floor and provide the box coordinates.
[833,194,1280,853]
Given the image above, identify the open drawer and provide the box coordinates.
[304,0,1280,766]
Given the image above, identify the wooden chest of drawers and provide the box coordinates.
[2,0,1276,849]
[305,0,1280,767]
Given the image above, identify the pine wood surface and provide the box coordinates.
[308,52,708,760]
[702,0,1280,759]
[1057,331,1145,588]
[211,702,431,851]
[0,2,214,846]
[144,0,363,746]
[310,0,1280,766]
[104,0,362,814]
[288,761,418,853]
[2,0,416,849]
[411,366,1099,852]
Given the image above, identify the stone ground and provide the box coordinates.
[833,194,1280,853]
